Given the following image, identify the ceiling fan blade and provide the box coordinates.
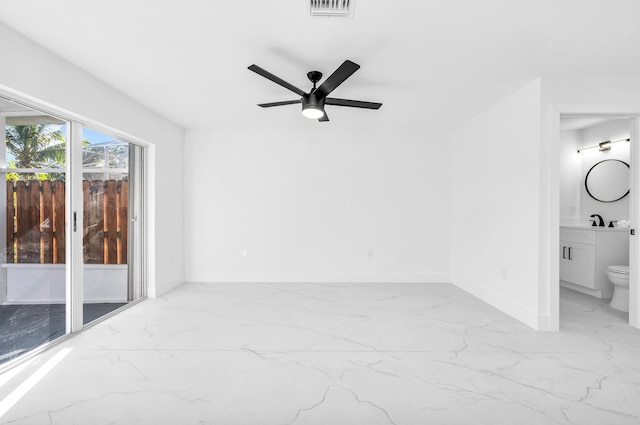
[314,60,360,99]
[318,111,329,122]
[248,65,306,97]
[325,98,383,109]
[258,100,302,108]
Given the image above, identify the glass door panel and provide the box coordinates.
[81,127,143,325]
[0,98,68,365]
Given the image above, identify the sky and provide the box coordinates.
[83,127,122,145]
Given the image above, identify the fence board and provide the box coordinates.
[6,181,14,263]
[118,181,128,265]
[7,180,128,265]
[40,181,54,263]
[84,181,104,264]
[53,181,65,263]
[16,182,36,263]
[104,180,118,264]
[29,183,40,263]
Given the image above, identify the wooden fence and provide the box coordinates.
[6,180,128,264]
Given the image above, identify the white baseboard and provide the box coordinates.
[191,271,450,284]
[452,273,542,330]
[560,280,610,299]
[536,313,554,331]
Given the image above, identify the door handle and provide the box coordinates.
[567,247,572,261]
[562,246,566,259]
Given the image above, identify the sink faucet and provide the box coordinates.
[590,214,604,227]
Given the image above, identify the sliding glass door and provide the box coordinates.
[0,98,69,364]
[0,96,145,366]
[81,127,144,325]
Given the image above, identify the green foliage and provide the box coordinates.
[5,125,130,182]
[5,124,66,181]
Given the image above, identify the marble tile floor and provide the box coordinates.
[0,303,126,365]
[0,282,639,425]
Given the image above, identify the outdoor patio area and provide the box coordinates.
[0,303,125,364]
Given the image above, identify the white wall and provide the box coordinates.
[0,113,5,304]
[3,265,127,304]
[451,79,542,328]
[559,129,581,225]
[0,23,185,296]
[184,128,451,283]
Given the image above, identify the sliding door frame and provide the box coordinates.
[67,121,84,332]
[128,144,146,302]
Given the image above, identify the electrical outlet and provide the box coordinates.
[242,249,248,259]
[368,251,374,259]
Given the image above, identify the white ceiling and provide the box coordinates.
[0,0,639,130]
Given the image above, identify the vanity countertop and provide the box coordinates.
[560,225,630,232]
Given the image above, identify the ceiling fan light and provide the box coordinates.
[302,106,324,119]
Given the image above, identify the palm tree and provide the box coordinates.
[5,124,65,180]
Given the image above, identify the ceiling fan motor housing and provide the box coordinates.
[302,93,325,111]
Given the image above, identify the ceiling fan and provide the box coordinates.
[248,60,382,122]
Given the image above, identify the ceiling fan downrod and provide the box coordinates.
[307,71,323,92]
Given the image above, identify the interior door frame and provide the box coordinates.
[549,103,640,330]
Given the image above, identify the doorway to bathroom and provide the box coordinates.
[556,111,640,330]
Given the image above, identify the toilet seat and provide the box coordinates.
[607,265,629,275]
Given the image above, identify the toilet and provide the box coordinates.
[607,265,629,312]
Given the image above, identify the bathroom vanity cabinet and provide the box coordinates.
[559,226,629,298]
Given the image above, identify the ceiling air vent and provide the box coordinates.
[308,0,356,18]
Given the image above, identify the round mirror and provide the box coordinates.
[585,159,630,202]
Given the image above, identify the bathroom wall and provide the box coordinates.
[559,119,630,227]
[579,119,630,226]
